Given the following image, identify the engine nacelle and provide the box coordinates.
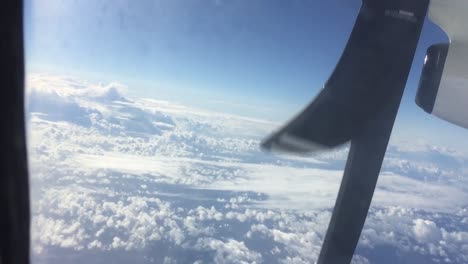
[416,43,449,115]
[416,0,468,129]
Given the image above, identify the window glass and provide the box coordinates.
[25,0,468,263]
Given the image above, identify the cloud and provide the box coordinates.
[27,73,468,263]
[412,219,442,244]
[195,238,262,264]
[32,188,175,252]
[26,73,128,101]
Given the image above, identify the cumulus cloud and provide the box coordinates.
[195,238,262,264]
[32,188,176,252]
[27,73,468,264]
[413,219,442,244]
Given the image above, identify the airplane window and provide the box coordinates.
[25,0,468,263]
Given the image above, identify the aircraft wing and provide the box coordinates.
[262,0,429,155]
[261,0,429,263]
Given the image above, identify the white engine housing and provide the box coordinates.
[417,0,468,129]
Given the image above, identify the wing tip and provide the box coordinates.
[261,132,329,155]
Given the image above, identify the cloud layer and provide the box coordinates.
[28,73,468,264]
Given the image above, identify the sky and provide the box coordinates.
[24,2,468,263]
[23,0,468,150]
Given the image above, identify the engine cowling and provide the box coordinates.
[416,0,468,129]
[416,43,449,114]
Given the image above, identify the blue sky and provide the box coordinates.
[24,0,468,149]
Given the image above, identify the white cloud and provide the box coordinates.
[27,73,468,263]
[195,238,262,264]
[413,219,442,244]
[31,188,177,252]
